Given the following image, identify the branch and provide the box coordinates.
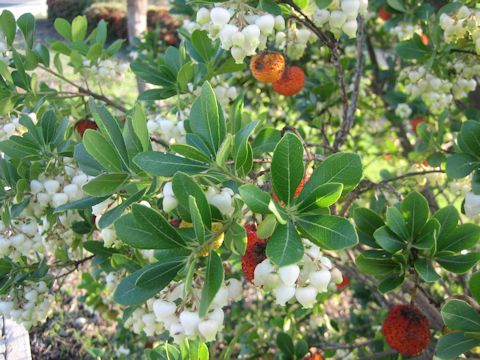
[333,16,366,151]
[39,65,128,113]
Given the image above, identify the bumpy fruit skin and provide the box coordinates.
[336,274,350,290]
[75,119,98,137]
[241,224,267,282]
[410,117,425,133]
[272,66,305,96]
[304,352,323,360]
[378,6,392,21]
[382,304,430,356]
[250,52,286,83]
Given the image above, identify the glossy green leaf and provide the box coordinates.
[414,258,440,282]
[266,221,304,266]
[374,226,405,253]
[199,251,224,317]
[442,300,480,332]
[82,173,129,197]
[134,152,208,176]
[400,191,429,238]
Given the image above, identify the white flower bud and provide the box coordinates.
[256,15,275,35]
[231,32,245,47]
[226,278,242,300]
[30,180,43,194]
[341,0,360,18]
[207,308,224,324]
[342,20,358,37]
[196,8,210,25]
[329,11,347,28]
[242,24,261,42]
[63,184,79,200]
[254,259,274,286]
[331,268,343,284]
[439,14,454,29]
[274,285,296,305]
[52,193,69,207]
[278,264,300,286]
[44,180,60,194]
[219,24,239,50]
[198,319,220,341]
[210,7,231,26]
[163,196,178,213]
[274,16,285,31]
[179,311,200,335]
[295,286,318,308]
[309,269,331,292]
[153,300,176,320]
[212,286,229,308]
[313,9,330,26]
[465,191,480,218]
[296,29,311,43]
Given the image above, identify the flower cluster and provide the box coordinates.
[147,114,186,145]
[388,24,422,41]
[0,218,43,261]
[440,6,480,54]
[0,116,28,140]
[394,103,412,119]
[125,279,242,342]
[162,182,236,218]
[0,281,54,329]
[312,0,368,38]
[253,240,343,308]
[82,59,129,82]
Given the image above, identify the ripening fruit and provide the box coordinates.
[75,119,98,137]
[382,304,430,356]
[419,34,429,46]
[378,6,392,21]
[305,351,323,360]
[250,51,286,83]
[241,224,267,282]
[336,274,350,290]
[410,117,425,133]
[272,66,305,96]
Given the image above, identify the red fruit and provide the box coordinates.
[250,51,286,83]
[336,274,350,290]
[304,352,323,360]
[75,119,98,137]
[419,34,429,46]
[272,66,305,96]
[378,6,392,21]
[382,304,430,356]
[410,117,425,133]
[241,224,267,283]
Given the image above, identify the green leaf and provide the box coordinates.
[131,104,150,151]
[172,172,211,227]
[234,121,258,177]
[239,184,272,214]
[297,183,343,212]
[114,259,183,306]
[177,62,195,91]
[74,143,103,176]
[98,188,147,229]
[435,332,480,360]
[458,120,480,157]
[135,258,184,289]
[414,218,439,250]
[378,273,405,293]
[257,214,277,239]
[87,43,102,61]
[189,82,226,154]
[400,191,429,238]
[53,195,109,213]
[353,208,384,236]
[189,196,205,244]
[170,144,212,163]
[54,18,72,41]
[191,30,216,62]
[356,250,399,276]
[387,0,406,12]
[373,226,405,253]
[385,206,409,241]
[82,173,129,197]
[199,251,224,317]
[314,0,332,9]
[446,153,479,179]
[216,133,234,167]
[297,215,358,250]
[438,224,480,253]
[260,0,282,15]
[297,153,362,201]
[132,204,186,247]
[134,152,208,176]
[276,332,295,357]
[17,13,35,49]
[470,272,480,303]
[433,206,459,241]
[271,133,304,205]
[266,221,304,266]
[0,10,16,46]
[442,300,480,332]
[72,15,87,42]
[396,33,432,60]
[437,253,480,274]
[414,258,440,282]
[89,100,129,171]
[83,129,122,172]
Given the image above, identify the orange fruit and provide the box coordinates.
[378,6,392,21]
[250,51,286,83]
[272,66,305,96]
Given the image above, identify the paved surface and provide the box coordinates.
[0,0,47,19]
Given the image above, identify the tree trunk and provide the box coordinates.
[127,0,148,93]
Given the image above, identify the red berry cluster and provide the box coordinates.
[382,304,430,356]
[75,119,98,137]
[241,224,267,283]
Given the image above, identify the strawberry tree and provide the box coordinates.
[0,0,480,358]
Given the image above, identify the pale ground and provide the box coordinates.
[0,0,47,18]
